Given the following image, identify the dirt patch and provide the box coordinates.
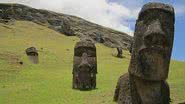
[0,52,23,79]
[0,52,22,65]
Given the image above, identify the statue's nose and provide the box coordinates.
[144,19,165,38]
[144,20,167,46]
[78,53,91,69]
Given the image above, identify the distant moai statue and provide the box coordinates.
[114,2,175,104]
[25,47,39,64]
[61,19,74,36]
[129,40,133,54]
[116,47,123,58]
[0,9,11,23]
[73,38,97,90]
[96,34,104,43]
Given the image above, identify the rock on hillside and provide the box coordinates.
[0,3,132,48]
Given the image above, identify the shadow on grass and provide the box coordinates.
[72,88,99,92]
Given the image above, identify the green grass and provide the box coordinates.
[0,21,184,104]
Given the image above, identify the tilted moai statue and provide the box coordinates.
[96,34,104,43]
[25,47,39,64]
[114,73,132,104]
[117,47,123,58]
[129,40,133,54]
[114,2,175,104]
[73,39,97,90]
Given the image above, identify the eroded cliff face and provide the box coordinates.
[0,3,132,48]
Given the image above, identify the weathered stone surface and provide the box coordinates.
[129,74,170,104]
[114,2,174,104]
[96,34,104,43]
[0,3,132,49]
[25,47,39,64]
[129,40,134,54]
[114,73,132,104]
[25,47,38,56]
[129,2,175,80]
[117,47,123,58]
[73,39,97,90]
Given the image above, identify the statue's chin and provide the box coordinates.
[139,48,168,79]
[79,67,90,72]
[145,52,165,70]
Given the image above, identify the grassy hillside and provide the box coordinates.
[0,21,184,104]
[0,3,132,48]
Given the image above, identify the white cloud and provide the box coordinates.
[0,0,140,36]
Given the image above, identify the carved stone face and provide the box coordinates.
[73,41,97,74]
[129,3,175,80]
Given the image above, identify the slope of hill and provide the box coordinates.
[0,3,132,49]
[0,21,184,104]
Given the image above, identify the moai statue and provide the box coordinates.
[73,38,97,90]
[117,47,123,58]
[114,2,175,104]
[114,73,132,104]
[96,34,104,43]
[61,19,74,36]
[25,47,39,64]
[129,40,133,54]
[0,9,11,23]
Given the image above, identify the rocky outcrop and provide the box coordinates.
[0,3,132,48]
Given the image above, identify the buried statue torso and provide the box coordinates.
[114,2,175,104]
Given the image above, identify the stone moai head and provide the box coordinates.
[25,47,39,64]
[129,2,175,80]
[26,47,38,56]
[73,39,97,90]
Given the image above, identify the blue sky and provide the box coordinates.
[0,0,185,61]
